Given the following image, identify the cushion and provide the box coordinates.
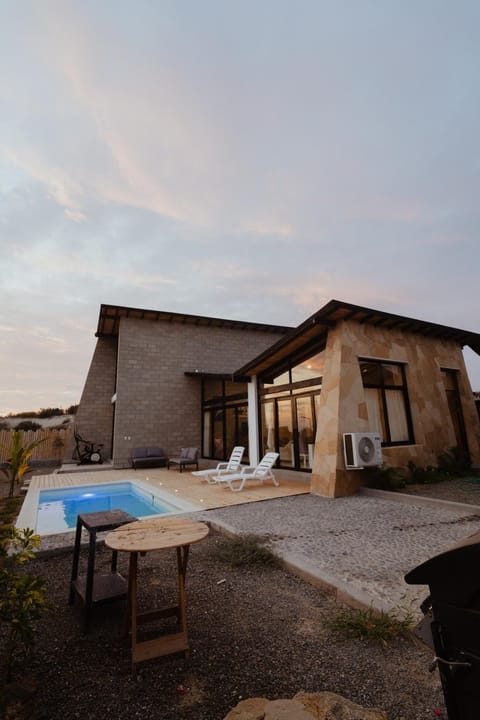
[132,448,148,459]
[180,447,198,460]
[146,447,165,457]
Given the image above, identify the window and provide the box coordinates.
[259,351,323,470]
[359,359,413,445]
[201,379,249,462]
[441,368,469,462]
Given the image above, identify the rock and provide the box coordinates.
[294,691,388,719]
[265,698,317,719]
[224,692,388,720]
[223,697,269,719]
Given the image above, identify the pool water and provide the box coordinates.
[37,481,181,535]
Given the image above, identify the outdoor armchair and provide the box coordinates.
[167,447,199,472]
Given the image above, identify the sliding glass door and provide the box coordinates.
[259,350,323,471]
[201,378,249,463]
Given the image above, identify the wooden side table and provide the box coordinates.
[69,509,136,632]
[105,516,209,670]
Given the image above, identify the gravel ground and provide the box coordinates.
[12,530,446,720]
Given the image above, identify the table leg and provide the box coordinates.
[69,516,83,604]
[128,552,138,672]
[83,529,98,633]
[127,545,192,670]
[177,545,190,653]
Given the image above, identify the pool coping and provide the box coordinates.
[16,477,201,536]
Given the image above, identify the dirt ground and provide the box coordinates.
[5,473,477,719]
[7,530,448,720]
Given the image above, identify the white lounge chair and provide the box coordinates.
[213,452,279,492]
[191,446,245,484]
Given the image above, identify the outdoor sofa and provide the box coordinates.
[131,446,169,469]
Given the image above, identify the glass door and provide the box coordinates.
[277,399,294,467]
[295,395,315,469]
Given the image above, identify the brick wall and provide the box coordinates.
[82,318,286,467]
[67,337,117,461]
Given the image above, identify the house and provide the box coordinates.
[73,299,480,497]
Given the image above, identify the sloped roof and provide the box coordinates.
[95,303,291,338]
[234,299,480,379]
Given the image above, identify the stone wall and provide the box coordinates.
[311,319,480,497]
[111,317,286,467]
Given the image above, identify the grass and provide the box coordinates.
[213,533,278,568]
[328,606,413,644]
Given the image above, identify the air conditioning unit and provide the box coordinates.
[343,432,382,469]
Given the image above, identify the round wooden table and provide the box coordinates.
[105,516,209,670]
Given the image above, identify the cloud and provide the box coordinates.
[2,1,480,409]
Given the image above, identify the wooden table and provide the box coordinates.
[69,509,137,632]
[105,516,209,670]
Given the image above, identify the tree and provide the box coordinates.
[36,408,65,418]
[0,431,46,498]
[14,420,42,432]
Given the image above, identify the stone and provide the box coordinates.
[223,697,269,719]
[224,692,388,720]
[264,698,316,719]
[294,691,388,719]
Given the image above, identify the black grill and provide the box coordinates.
[405,530,480,720]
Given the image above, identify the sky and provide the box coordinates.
[1,0,480,415]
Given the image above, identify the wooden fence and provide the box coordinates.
[0,427,73,464]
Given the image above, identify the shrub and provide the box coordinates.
[213,533,278,568]
[0,526,47,692]
[405,461,443,484]
[14,421,42,432]
[437,447,471,475]
[365,466,407,491]
[36,408,65,419]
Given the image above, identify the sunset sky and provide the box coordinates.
[1,0,480,414]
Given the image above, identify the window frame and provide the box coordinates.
[359,357,414,446]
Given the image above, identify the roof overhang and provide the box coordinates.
[234,299,480,379]
[95,303,292,338]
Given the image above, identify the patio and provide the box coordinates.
[23,464,310,510]
[18,466,480,619]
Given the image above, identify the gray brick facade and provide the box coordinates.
[69,337,117,461]
[75,314,286,467]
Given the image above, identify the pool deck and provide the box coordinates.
[19,466,480,619]
[17,465,309,538]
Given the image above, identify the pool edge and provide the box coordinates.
[16,478,201,537]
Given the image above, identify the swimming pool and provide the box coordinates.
[17,479,199,536]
